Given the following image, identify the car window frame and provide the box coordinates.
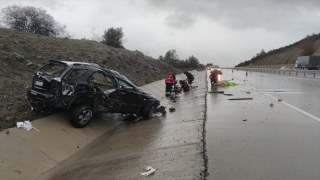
[117,78,135,90]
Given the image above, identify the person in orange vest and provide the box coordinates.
[165,72,175,97]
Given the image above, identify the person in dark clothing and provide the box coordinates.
[179,80,190,92]
[184,71,194,89]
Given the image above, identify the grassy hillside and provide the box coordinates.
[0,28,182,131]
[236,33,320,67]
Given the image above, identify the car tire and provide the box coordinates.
[70,105,94,128]
[142,102,156,120]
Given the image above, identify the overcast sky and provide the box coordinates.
[1,0,319,67]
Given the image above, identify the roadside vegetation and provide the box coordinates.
[158,49,205,70]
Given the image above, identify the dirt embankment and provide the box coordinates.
[0,28,182,131]
[253,39,320,65]
[237,33,320,67]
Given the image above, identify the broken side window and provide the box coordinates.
[66,69,87,79]
[42,63,66,76]
[89,72,115,94]
[118,79,134,90]
[90,72,110,84]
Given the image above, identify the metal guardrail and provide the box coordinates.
[225,68,320,78]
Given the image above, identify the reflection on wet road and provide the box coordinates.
[206,69,320,180]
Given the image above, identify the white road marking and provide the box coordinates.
[246,84,320,122]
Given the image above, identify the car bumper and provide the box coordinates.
[27,89,56,110]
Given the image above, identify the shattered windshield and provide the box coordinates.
[110,70,138,89]
[40,63,67,76]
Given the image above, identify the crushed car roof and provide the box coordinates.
[49,60,101,68]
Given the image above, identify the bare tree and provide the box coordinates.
[91,27,102,42]
[1,5,68,37]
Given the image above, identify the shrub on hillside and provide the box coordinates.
[101,27,125,48]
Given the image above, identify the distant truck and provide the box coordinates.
[295,56,320,70]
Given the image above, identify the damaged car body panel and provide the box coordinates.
[27,60,161,128]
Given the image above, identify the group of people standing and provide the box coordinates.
[165,71,194,97]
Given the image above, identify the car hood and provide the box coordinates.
[140,89,157,99]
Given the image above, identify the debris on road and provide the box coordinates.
[270,103,274,107]
[246,91,251,94]
[16,120,39,131]
[223,94,233,96]
[226,81,237,86]
[122,115,138,122]
[228,98,253,100]
[154,106,166,114]
[278,98,282,102]
[243,119,247,122]
[169,107,175,112]
[141,166,155,176]
[208,91,224,93]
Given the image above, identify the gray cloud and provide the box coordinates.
[145,0,320,32]
[165,12,197,29]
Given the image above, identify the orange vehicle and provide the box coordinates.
[206,63,213,70]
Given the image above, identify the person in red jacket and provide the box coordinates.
[165,72,175,97]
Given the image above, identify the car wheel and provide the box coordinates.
[70,105,94,128]
[142,102,156,119]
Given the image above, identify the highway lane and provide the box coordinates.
[206,69,320,180]
[236,69,320,118]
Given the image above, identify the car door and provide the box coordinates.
[116,78,143,114]
[87,71,118,111]
[62,68,88,96]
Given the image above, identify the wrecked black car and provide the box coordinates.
[27,60,161,128]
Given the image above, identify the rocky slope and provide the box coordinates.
[0,28,182,131]
[254,39,320,65]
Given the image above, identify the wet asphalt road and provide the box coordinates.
[206,69,320,180]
